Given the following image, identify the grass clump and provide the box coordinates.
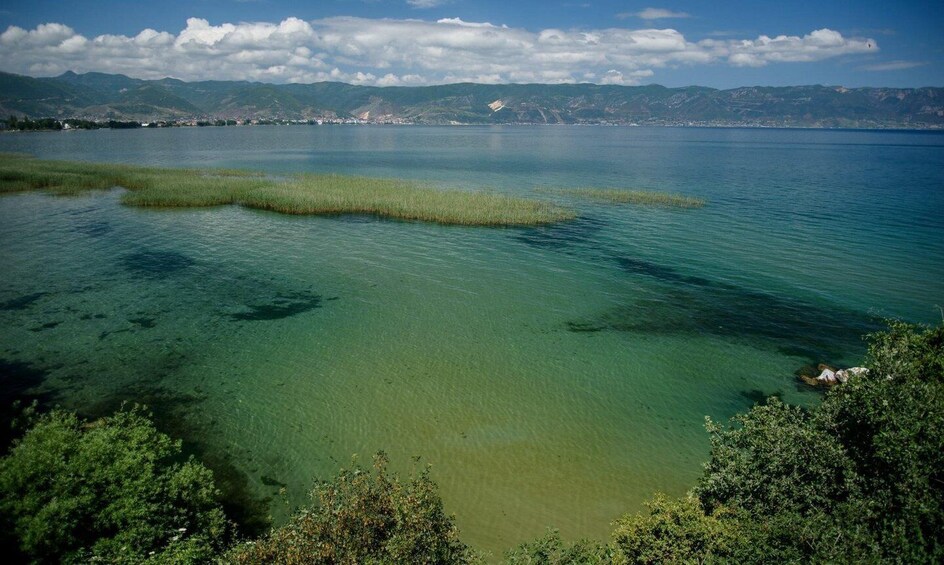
[0,153,573,226]
[542,187,706,208]
[244,174,574,226]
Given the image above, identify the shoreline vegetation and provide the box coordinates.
[538,187,706,208]
[0,154,574,226]
[1,320,942,562]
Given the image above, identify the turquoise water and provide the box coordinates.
[1,126,942,553]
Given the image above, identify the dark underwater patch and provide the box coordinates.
[0,360,55,451]
[129,317,157,329]
[615,256,714,288]
[29,321,61,332]
[569,256,881,362]
[79,313,108,320]
[229,292,323,322]
[739,389,783,407]
[66,206,98,217]
[98,328,131,341]
[566,321,606,333]
[121,250,195,278]
[74,220,112,237]
[514,215,606,250]
[0,292,47,311]
[260,475,287,488]
[0,360,50,411]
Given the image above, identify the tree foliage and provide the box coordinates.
[696,398,859,518]
[606,320,943,564]
[504,529,613,564]
[612,494,742,564]
[813,320,944,561]
[227,452,471,564]
[0,407,228,563]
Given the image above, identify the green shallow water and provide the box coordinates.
[1,126,942,554]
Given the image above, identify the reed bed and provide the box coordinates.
[0,154,573,226]
[541,187,706,208]
[244,174,574,226]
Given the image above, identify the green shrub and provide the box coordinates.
[610,321,943,564]
[814,320,944,561]
[693,320,944,562]
[227,452,471,564]
[504,529,613,564]
[612,494,741,564]
[0,407,228,563]
[695,397,859,518]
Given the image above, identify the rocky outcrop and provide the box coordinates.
[798,364,868,387]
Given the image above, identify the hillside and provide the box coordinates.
[1,71,941,128]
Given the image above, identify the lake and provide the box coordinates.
[1,125,942,554]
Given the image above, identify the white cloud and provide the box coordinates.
[617,8,691,20]
[0,17,878,86]
[600,69,654,85]
[407,0,449,8]
[716,28,875,67]
[861,60,926,71]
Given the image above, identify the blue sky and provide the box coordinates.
[0,0,940,88]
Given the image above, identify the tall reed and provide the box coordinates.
[0,154,573,226]
[539,187,706,208]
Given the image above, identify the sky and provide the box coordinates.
[0,0,940,88]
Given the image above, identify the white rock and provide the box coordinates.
[836,366,868,383]
[816,368,837,383]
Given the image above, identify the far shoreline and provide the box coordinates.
[3,121,943,134]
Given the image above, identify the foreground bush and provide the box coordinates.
[0,407,228,563]
[504,529,613,564]
[603,320,943,564]
[612,494,742,564]
[227,452,471,564]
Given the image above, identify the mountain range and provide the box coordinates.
[1,70,942,128]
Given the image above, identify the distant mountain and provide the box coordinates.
[1,71,942,128]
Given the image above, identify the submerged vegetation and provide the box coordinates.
[0,153,574,226]
[1,320,940,563]
[539,187,706,208]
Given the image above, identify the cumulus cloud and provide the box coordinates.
[712,28,875,67]
[0,17,878,86]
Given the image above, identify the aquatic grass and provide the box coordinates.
[243,174,575,226]
[541,187,706,208]
[119,174,270,208]
[0,154,574,226]
[0,154,150,194]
